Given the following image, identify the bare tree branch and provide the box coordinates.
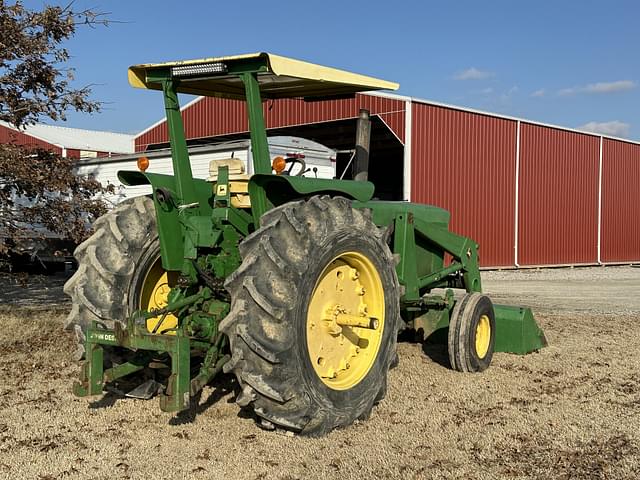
[0,1,112,260]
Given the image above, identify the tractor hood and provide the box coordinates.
[128,52,399,100]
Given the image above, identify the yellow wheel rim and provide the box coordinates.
[140,257,179,335]
[306,251,385,390]
[475,314,491,359]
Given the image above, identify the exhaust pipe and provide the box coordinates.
[353,109,371,182]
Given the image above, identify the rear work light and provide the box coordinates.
[272,156,287,174]
[171,62,228,77]
[137,156,150,172]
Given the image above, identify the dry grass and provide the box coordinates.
[1,306,639,479]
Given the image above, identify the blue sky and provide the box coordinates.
[24,0,640,139]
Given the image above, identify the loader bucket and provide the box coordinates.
[493,304,547,354]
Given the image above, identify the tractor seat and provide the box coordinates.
[208,158,251,208]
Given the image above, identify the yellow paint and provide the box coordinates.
[306,252,385,390]
[207,159,251,208]
[140,257,179,335]
[475,314,491,359]
[208,158,246,181]
[128,52,399,99]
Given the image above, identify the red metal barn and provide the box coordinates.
[0,122,64,154]
[134,93,640,268]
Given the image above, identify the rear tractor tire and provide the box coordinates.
[220,196,400,436]
[63,196,176,361]
[448,293,496,372]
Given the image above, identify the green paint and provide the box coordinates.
[411,291,454,340]
[250,174,375,207]
[73,342,104,397]
[213,165,231,207]
[118,170,214,271]
[161,79,198,206]
[241,74,271,176]
[493,304,548,354]
[392,212,420,300]
[104,356,148,382]
[241,72,270,226]
[159,335,191,412]
[75,53,547,414]
[354,200,482,299]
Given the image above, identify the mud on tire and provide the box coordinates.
[220,195,400,436]
[63,196,158,359]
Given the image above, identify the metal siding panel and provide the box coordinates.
[411,103,516,267]
[601,139,640,262]
[518,124,599,265]
[134,94,405,151]
[263,95,404,140]
[0,124,62,154]
[66,149,81,159]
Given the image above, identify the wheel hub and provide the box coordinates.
[475,314,491,359]
[140,257,179,335]
[306,252,385,390]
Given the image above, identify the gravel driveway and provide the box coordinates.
[1,266,639,479]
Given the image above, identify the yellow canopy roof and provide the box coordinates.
[128,52,399,100]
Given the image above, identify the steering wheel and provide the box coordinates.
[286,157,307,176]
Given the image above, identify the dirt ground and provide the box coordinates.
[1,266,639,479]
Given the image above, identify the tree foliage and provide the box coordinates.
[0,0,107,126]
[0,1,111,259]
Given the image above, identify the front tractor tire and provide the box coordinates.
[448,293,496,372]
[64,196,170,359]
[221,196,400,436]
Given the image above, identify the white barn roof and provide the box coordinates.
[1,121,135,153]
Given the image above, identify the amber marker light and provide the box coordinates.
[137,156,150,172]
[272,156,287,174]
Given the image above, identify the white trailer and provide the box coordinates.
[75,136,337,206]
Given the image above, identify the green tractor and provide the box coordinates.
[65,53,545,436]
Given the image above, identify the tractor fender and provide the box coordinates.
[118,170,175,190]
[118,170,213,206]
[117,170,214,271]
[249,174,375,206]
